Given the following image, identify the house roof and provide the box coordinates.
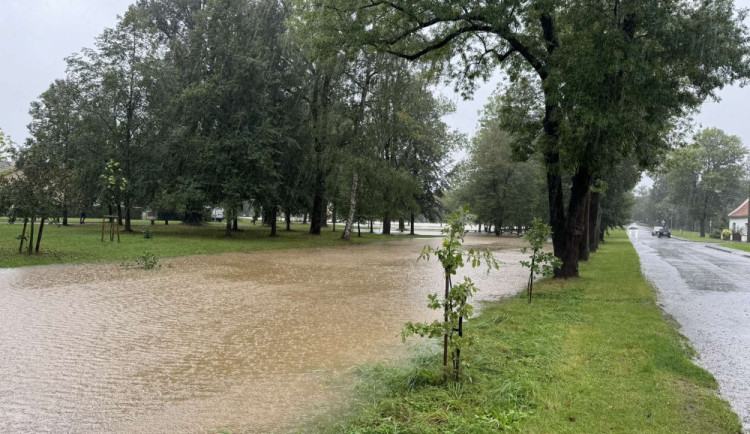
[729,198,750,218]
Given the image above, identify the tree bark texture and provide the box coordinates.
[35,218,45,253]
[382,211,391,234]
[27,217,35,256]
[342,170,358,240]
[125,203,132,232]
[310,178,325,235]
[555,167,593,278]
[19,218,28,253]
[579,189,591,262]
[588,192,601,253]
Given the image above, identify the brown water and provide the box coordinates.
[0,236,527,433]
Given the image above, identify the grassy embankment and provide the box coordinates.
[669,228,750,250]
[670,229,721,243]
[718,242,750,253]
[0,219,415,268]
[325,231,740,433]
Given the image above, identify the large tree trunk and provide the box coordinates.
[579,190,592,262]
[18,217,28,253]
[310,169,326,235]
[303,213,307,224]
[555,167,593,278]
[233,217,239,231]
[494,219,503,236]
[546,153,566,265]
[382,211,391,234]
[342,170,358,240]
[62,207,68,226]
[285,209,292,231]
[700,216,707,238]
[398,218,405,232]
[226,218,232,237]
[370,220,374,233]
[589,191,601,253]
[270,212,277,237]
[35,218,45,253]
[27,217,35,256]
[117,203,123,227]
[332,203,336,232]
[125,203,132,233]
[410,212,415,235]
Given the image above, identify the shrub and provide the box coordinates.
[721,229,732,240]
[138,252,159,269]
[709,228,722,239]
[143,226,152,239]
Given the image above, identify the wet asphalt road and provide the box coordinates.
[629,227,750,429]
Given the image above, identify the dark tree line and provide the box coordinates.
[3,0,456,245]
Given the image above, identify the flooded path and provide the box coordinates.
[0,236,527,433]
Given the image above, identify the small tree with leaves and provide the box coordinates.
[403,206,498,379]
[101,160,128,218]
[521,218,562,303]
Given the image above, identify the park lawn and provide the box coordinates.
[0,219,414,268]
[672,229,722,243]
[324,231,740,433]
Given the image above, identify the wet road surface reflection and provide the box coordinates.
[630,227,750,429]
[0,236,527,433]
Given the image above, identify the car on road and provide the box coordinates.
[652,226,662,236]
[628,223,638,230]
[658,227,671,238]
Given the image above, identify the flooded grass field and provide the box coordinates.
[0,235,527,433]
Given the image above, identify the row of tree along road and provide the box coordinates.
[634,128,750,239]
[1,0,749,277]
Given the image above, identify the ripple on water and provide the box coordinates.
[0,236,528,433]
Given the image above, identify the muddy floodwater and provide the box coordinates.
[0,236,527,433]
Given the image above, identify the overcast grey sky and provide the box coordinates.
[2,1,749,157]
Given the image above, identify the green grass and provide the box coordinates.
[322,231,740,433]
[719,242,750,252]
[671,229,721,243]
[0,218,415,268]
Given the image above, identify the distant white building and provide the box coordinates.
[728,198,749,241]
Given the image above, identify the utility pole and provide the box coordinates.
[746,173,750,243]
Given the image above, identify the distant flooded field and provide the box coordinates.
[0,235,527,433]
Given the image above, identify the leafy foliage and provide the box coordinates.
[403,206,498,379]
[520,218,562,303]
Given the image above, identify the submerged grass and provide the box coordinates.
[0,219,417,268]
[323,231,740,433]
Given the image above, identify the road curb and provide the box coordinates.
[704,244,750,259]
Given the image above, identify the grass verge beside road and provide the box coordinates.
[671,229,721,243]
[0,219,413,268]
[324,231,740,433]
[719,242,750,253]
